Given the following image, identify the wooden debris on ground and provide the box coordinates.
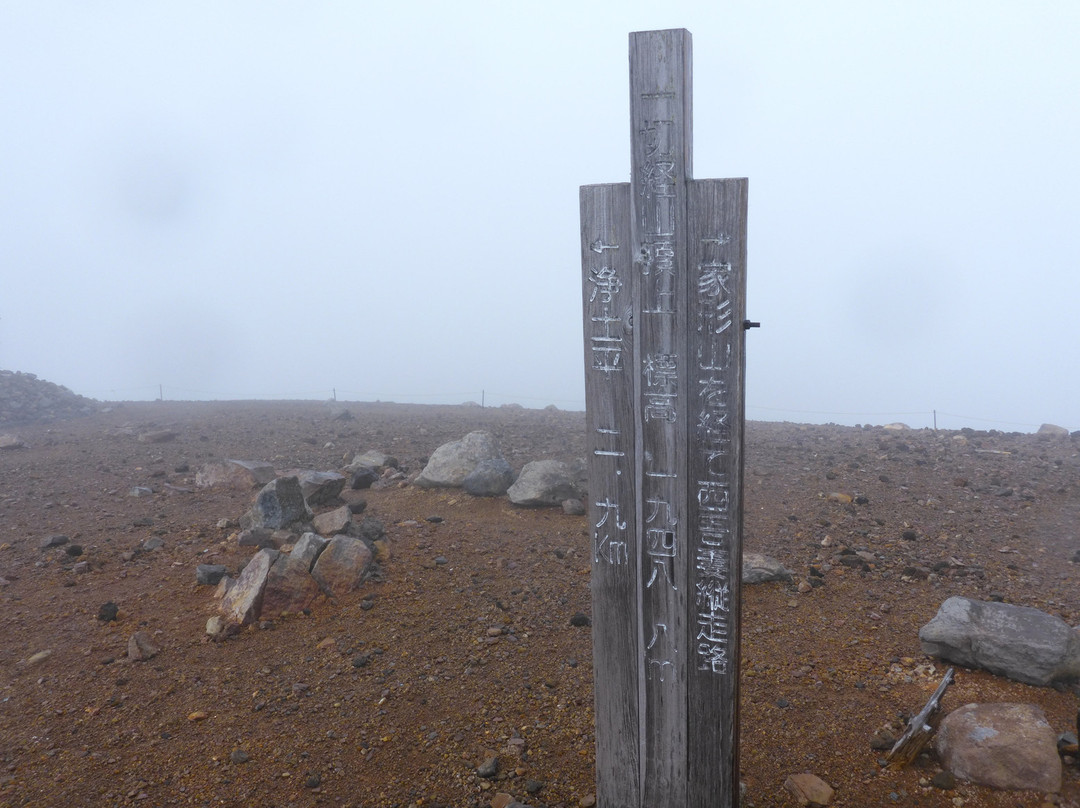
[885,667,955,769]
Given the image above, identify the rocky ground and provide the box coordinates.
[1,398,1079,808]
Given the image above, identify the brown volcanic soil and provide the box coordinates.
[1,400,1079,808]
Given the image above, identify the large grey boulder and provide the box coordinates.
[219,548,280,627]
[507,459,587,506]
[245,476,313,530]
[919,596,1080,686]
[463,458,516,497]
[414,431,504,488]
[936,703,1060,792]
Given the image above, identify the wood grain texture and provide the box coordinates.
[685,177,748,808]
[581,182,639,808]
[629,28,693,808]
[581,28,748,808]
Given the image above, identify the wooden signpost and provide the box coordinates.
[580,29,749,808]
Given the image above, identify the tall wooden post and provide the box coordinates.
[580,29,748,808]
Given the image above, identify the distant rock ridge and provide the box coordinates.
[0,370,98,425]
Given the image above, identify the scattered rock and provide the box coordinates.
[25,650,53,666]
[219,548,280,628]
[1037,423,1069,437]
[195,460,276,490]
[205,615,231,639]
[245,477,312,530]
[40,534,69,550]
[463,458,516,497]
[0,434,26,450]
[415,431,506,488]
[348,450,398,471]
[98,602,119,622]
[507,459,587,506]
[137,429,178,444]
[869,726,897,750]
[290,532,330,569]
[195,564,228,586]
[230,749,250,764]
[310,536,372,598]
[561,498,586,516]
[127,631,160,661]
[349,466,380,490]
[919,596,1080,686]
[477,756,499,778]
[936,702,1060,792]
[355,516,386,543]
[930,770,955,790]
[294,470,346,506]
[312,504,353,536]
[237,527,279,549]
[742,553,792,584]
[261,550,325,616]
[784,772,834,806]
[569,612,591,627]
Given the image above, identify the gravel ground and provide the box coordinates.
[0,400,1078,808]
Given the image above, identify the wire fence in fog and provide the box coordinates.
[74,383,1065,432]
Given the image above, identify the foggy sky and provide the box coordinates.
[2,2,1078,431]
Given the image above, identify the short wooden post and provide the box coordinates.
[580,28,749,808]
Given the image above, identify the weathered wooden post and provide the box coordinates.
[580,29,749,808]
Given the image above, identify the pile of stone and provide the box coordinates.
[199,459,395,639]
[0,369,98,425]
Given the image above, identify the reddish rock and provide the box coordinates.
[261,553,323,616]
[784,773,834,806]
[936,702,1060,792]
[311,535,372,598]
[127,631,161,661]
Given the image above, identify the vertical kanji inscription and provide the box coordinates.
[581,29,748,808]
